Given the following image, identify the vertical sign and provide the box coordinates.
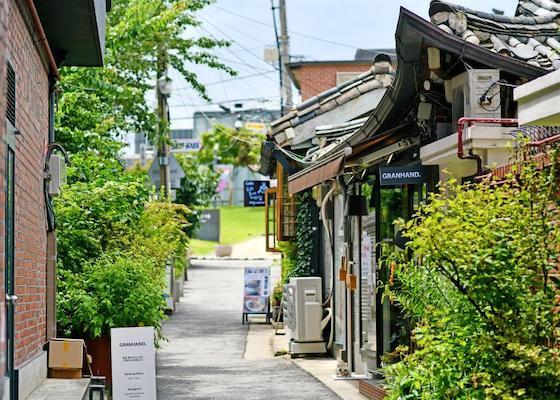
[243,267,270,314]
[243,181,270,207]
[111,327,156,400]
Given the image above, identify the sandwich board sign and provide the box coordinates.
[242,267,270,323]
[111,327,157,400]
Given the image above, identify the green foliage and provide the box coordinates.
[55,174,150,273]
[294,191,315,276]
[383,150,560,399]
[57,252,167,339]
[280,192,316,283]
[197,124,264,167]
[279,241,297,284]
[131,201,191,267]
[56,0,234,156]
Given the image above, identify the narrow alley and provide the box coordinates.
[156,259,341,400]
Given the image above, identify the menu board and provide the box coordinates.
[243,181,270,207]
[111,327,156,400]
[243,267,270,314]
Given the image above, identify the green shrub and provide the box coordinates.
[279,241,297,284]
[131,201,190,268]
[57,252,167,340]
[383,152,560,399]
[55,176,150,272]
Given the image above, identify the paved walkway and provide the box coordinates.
[156,259,340,400]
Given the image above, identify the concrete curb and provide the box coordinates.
[190,256,273,261]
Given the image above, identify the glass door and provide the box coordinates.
[375,182,426,365]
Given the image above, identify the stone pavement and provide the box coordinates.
[156,259,340,400]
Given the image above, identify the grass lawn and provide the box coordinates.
[189,206,265,256]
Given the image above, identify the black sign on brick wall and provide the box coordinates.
[243,181,270,207]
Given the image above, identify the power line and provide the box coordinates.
[169,96,279,108]
[199,15,279,72]
[173,70,276,92]
[210,15,274,48]
[195,24,270,98]
[211,5,362,50]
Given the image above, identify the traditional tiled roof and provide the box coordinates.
[430,0,560,70]
[305,118,368,162]
[269,54,394,137]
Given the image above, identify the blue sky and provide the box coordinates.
[164,0,517,129]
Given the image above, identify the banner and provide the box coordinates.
[111,327,157,400]
[243,267,270,314]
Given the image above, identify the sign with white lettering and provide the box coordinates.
[111,327,156,400]
[243,180,270,207]
[379,165,426,186]
[171,138,201,153]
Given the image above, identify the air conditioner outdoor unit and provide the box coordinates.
[283,277,327,355]
[450,69,501,128]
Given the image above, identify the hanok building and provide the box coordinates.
[261,1,559,398]
[0,1,109,398]
[286,49,396,102]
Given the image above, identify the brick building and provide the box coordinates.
[287,49,396,101]
[0,1,108,398]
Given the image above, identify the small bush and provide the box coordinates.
[57,252,167,339]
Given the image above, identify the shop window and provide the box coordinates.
[276,163,296,240]
[265,188,280,252]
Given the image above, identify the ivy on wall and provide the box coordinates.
[281,191,316,284]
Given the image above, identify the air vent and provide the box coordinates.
[6,62,16,127]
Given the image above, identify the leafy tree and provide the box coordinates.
[197,124,264,167]
[383,149,560,399]
[56,0,234,162]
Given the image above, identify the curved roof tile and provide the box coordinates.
[430,0,560,70]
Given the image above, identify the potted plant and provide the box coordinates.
[215,243,233,257]
[57,252,167,385]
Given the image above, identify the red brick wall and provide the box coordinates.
[290,63,372,101]
[0,0,7,380]
[7,0,49,367]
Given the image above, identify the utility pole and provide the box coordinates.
[278,0,292,112]
[156,65,172,198]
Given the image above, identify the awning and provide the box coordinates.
[287,151,347,194]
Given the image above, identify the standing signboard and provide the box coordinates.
[243,180,270,207]
[242,267,270,323]
[111,327,157,400]
[195,209,220,242]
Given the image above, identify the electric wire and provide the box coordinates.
[210,5,367,51]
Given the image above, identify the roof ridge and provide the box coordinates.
[429,0,560,71]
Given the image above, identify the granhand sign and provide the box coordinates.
[379,165,426,186]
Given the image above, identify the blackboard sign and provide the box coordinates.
[243,180,270,207]
[379,165,426,186]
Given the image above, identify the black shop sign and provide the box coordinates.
[379,165,426,186]
[243,180,270,207]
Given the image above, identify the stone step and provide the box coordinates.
[27,378,90,400]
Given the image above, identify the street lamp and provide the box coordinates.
[157,76,173,97]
